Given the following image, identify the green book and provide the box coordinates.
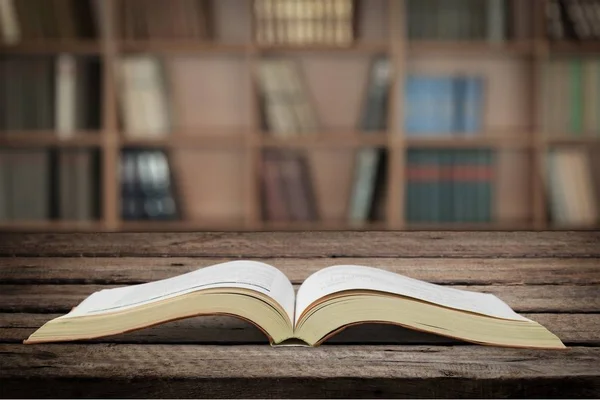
[406,149,419,223]
[439,150,454,223]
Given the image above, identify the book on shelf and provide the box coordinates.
[0,148,99,222]
[117,56,171,138]
[407,0,513,41]
[25,260,566,349]
[258,57,319,222]
[118,0,212,40]
[406,149,494,223]
[546,147,598,227]
[546,0,600,41]
[0,54,100,133]
[348,56,390,225]
[254,0,355,46]
[0,0,97,42]
[404,75,483,136]
[120,149,179,221]
[543,58,600,137]
[56,149,99,221]
[0,149,50,221]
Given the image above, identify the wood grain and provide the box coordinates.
[2,313,598,345]
[1,284,598,313]
[0,344,598,398]
[0,231,598,257]
[1,257,599,285]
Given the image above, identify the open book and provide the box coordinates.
[25,261,565,349]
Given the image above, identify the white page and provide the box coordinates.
[295,265,529,324]
[61,260,295,324]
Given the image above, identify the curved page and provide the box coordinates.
[295,265,529,325]
[63,260,296,324]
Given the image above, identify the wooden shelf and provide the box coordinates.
[0,220,104,232]
[261,133,389,148]
[405,222,537,231]
[549,41,600,54]
[0,131,103,148]
[119,40,250,55]
[120,133,248,149]
[407,40,535,56]
[544,136,600,146]
[0,40,101,54]
[255,42,389,54]
[405,135,533,149]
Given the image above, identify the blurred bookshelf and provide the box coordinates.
[0,0,599,232]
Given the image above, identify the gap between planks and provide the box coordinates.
[1,257,599,285]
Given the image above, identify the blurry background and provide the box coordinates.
[0,0,598,232]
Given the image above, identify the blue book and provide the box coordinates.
[452,76,467,134]
[435,77,455,136]
[463,77,483,135]
[405,76,430,136]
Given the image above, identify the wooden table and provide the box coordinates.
[0,231,599,398]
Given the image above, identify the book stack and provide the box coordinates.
[254,0,355,46]
[257,58,319,222]
[546,0,600,40]
[404,75,484,136]
[543,58,600,137]
[117,0,212,40]
[348,56,390,225]
[120,149,179,221]
[0,0,97,43]
[546,147,598,227]
[406,149,494,223]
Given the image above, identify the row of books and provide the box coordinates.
[254,0,355,45]
[0,0,97,43]
[0,55,101,132]
[405,149,494,223]
[405,75,483,136]
[546,0,600,41]
[547,147,599,226]
[0,149,99,221]
[118,0,212,40]
[543,58,600,136]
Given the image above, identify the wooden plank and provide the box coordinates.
[0,284,597,313]
[1,313,598,345]
[0,344,598,398]
[0,232,598,257]
[1,257,598,285]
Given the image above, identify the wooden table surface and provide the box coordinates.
[0,231,599,398]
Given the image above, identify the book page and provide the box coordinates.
[62,261,295,323]
[295,265,529,324]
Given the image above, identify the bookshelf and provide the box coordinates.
[0,0,599,232]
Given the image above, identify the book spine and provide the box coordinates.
[439,149,454,223]
[570,58,583,136]
[261,151,290,221]
[0,150,8,221]
[405,149,418,222]
[0,0,20,43]
[348,148,380,224]
[55,54,77,139]
[583,59,598,135]
[477,149,494,223]
[463,76,483,135]
[487,0,506,42]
